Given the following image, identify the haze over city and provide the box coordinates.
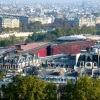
[0,0,99,4]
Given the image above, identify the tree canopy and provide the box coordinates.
[61,75,100,100]
[0,72,4,80]
[0,75,100,100]
[0,35,25,47]
[25,26,99,43]
[1,75,57,100]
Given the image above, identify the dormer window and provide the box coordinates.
[92,55,98,62]
[80,62,84,66]
[94,62,97,66]
[78,55,85,61]
[86,56,92,61]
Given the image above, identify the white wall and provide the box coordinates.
[0,32,33,38]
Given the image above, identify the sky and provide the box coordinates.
[0,0,99,4]
[0,0,86,4]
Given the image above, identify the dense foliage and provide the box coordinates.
[26,26,98,42]
[0,72,4,80]
[0,27,19,33]
[0,26,98,46]
[1,75,57,100]
[61,76,100,100]
[1,23,100,46]
[20,21,44,32]
[0,75,100,100]
[0,35,24,47]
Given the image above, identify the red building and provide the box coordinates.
[33,48,47,57]
[50,40,95,56]
[14,39,96,57]
[15,42,51,57]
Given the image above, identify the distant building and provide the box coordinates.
[28,16,55,24]
[14,16,28,26]
[95,17,100,24]
[66,14,100,28]
[78,17,96,28]
[67,16,96,29]
[0,16,19,28]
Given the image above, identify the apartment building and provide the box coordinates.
[0,16,19,28]
[0,51,41,73]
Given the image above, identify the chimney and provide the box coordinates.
[15,44,21,49]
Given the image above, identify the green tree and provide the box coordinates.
[28,21,43,31]
[44,33,56,41]
[61,76,100,100]
[77,75,100,100]
[31,33,38,41]
[0,72,4,79]
[1,75,57,100]
[33,21,43,29]
[0,39,10,47]
[45,82,57,100]
[26,27,100,42]
[56,27,63,37]
[22,25,28,31]
[9,34,18,43]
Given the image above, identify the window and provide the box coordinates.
[94,62,97,66]
[80,62,84,66]
[86,62,91,66]
[23,58,24,61]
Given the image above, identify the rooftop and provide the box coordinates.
[19,42,51,52]
[56,35,86,41]
[0,47,17,55]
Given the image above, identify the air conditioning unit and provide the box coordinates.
[93,62,98,69]
[85,62,92,69]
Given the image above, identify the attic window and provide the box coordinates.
[86,62,91,66]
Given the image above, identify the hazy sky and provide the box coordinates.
[1,0,85,4]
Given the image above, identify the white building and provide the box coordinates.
[28,16,55,24]
[0,52,41,73]
[67,14,100,28]
[74,44,100,69]
[0,17,19,28]
[78,17,96,28]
